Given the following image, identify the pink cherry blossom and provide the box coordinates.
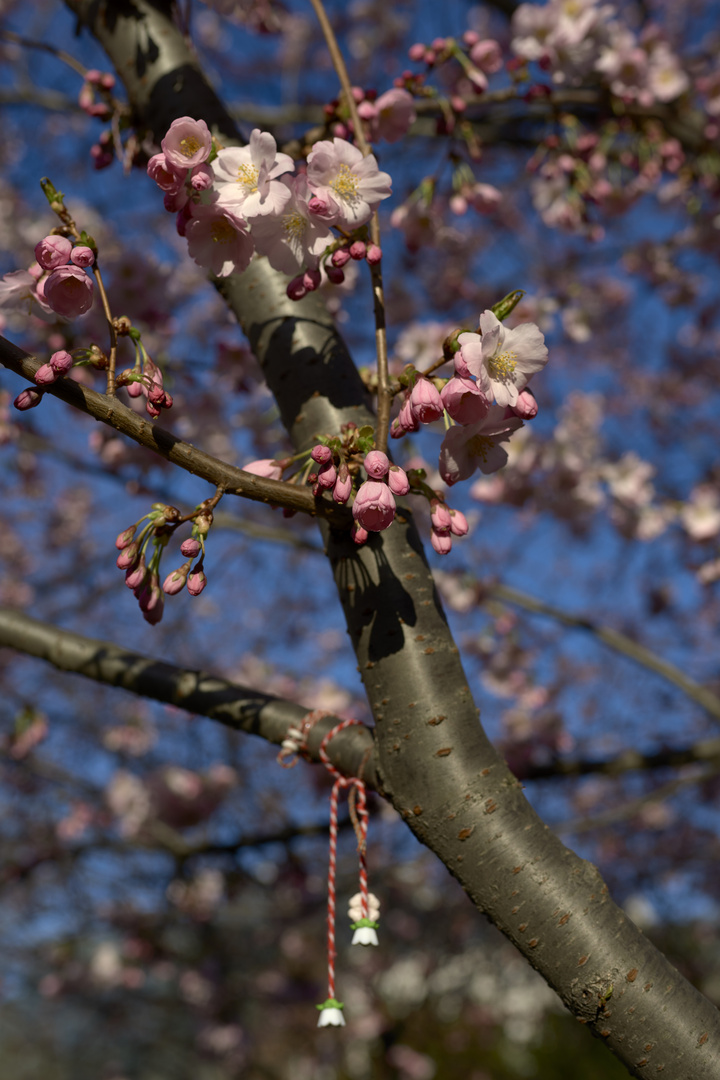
[370,88,416,143]
[43,265,95,318]
[250,174,334,274]
[184,205,254,278]
[161,116,213,171]
[352,480,396,531]
[213,129,295,218]
[34,235,72,271]
[441,376,490,424]
[243,459,283,480]
[147,153,185,191]
[458,310,548,408]
[306,137,392,229]
[439,405,524,485]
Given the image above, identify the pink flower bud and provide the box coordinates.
[333,465,352,504]
[430,500,452,531]
[364,450,389,478]
[100,72,116,89]
[34,235,72,271]
[311,445,333,464]
[287,276,307,301]
[243,459,283,480]
[387,465,410,496]
[357,101,378,121]
[510,389,538,419]
[449,509,469,536]
[454,350,471,377]
[325,266,345,285]
[308,196,330,215]
[408,43,426,62]
[397,393,420,433]
[142,589,164,625]
[366,244,382,265]
[43,265,94,318]
[85,69,102,84]
[352,522,369,545]
[163,566,190,595]
[431,528,453,555]
[187,570,207,596]
[189,164,214,191]
[410,377,444,424]
[303,268,322,291]
[49,350,74,375]
[441,376,489,425]
[34,364,58,386]
[331,249,351,268]
[147,153,183,191]
[115,525,137,550]
[180,538,201,558]
[14,388,42,411]
[125,557,147,591]
[349,241,367,260]
[70,246,95,268]
[316,461,337,488]
[116,542,140,571]
[352,480,396,532]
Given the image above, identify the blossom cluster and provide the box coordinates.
[392,309,547,488]
[115,501,213,624]
[511,0,689,105]
[148,118,392,296]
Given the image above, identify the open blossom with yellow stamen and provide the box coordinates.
[306,137,392,229]
[458,309,548,408]
[161,116,212,171]
[213,129,294,218]
[439,405,524,485]
[250,175,334,274]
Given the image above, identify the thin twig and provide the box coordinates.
[307,0,391,451]
[485,581,720,725]
[0,29,89,77]
[0,333,351,526]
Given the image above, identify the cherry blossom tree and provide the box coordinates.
[1,0,720,1076]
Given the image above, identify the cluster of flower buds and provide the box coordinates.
[323,84,416,145]
[308,444,353,503]
[148,118,392,299]
[13,349,78,411]
[428,498,469,555]
[117,352,172,420]
[115,499,214,624]
[408,32,503,95]
[352,450,410,543]
[33,233,95,319]
[78,68,115,121]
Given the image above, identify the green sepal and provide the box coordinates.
[350,918,379,930]
[317,998,345,1011]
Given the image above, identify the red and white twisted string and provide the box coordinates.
[319,718,368,1001]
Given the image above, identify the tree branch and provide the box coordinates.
[0,606,377,788]
[0,334,350,526]
[485,582,720,725]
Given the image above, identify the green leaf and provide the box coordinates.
[491,289,525,322]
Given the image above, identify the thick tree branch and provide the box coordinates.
[56,3,720,1074]
[0,606,376,788]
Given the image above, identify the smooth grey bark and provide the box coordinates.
[14,1,717,1074]
[0,607,375,784]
